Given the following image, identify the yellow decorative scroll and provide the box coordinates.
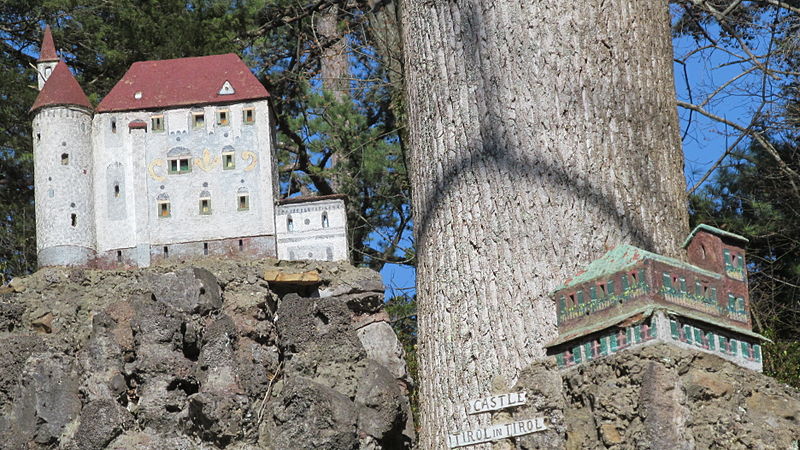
[194,149,220,172]
[148,159,166,182]
[242,151,258,171]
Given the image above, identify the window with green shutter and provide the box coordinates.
[670,320,679,339]
[693,327,704,346]
[573,346,582,364]
[607,279,615,295]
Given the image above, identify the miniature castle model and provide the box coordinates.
[31,26,348,268]
[545,224,768,372]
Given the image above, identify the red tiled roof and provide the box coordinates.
[30,61,92,113]
[96,53,269,113]
[38,26,58,62]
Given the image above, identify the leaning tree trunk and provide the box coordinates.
[400,0,688,447]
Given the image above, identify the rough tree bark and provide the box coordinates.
[399,0,689,447]
[316,5,349,101]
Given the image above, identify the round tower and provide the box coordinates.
[31,54,96,267]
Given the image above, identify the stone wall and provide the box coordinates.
[0,257,413,449]
[512,344,800,449]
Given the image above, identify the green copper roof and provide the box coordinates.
[553,244,721,292]
[682,224,749,248]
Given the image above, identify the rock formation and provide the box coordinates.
[0,258,414,449]
[513,344,800,449]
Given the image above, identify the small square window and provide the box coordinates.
[192,112,205,128]
[243,108,255,124]
[199,198,211,215]
[151,115,164,132]
[223,152,235,170]
[237,194,249,211]
[168,157,192,174]
[61,153,69,165]
[217,110,230,126]
[158,201,171,218]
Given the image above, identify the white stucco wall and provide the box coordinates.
[275,198,349,262]
[92,99,275,260]
[33,106,96,266]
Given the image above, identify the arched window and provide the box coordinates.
[167,147,192,174]
[322,212,329,228]
[287,215,294,232]
[157,193,170,218]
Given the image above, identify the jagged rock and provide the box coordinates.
[357,321,408,380]
[0,301,24,332]
[185,391,250,446]
[8,277,26,293]
[69,399,134,450]
[0,259,413,449]
[266,377,359,449]
[107,429,212,449]
[0,335,44,421]
[144,268,222,314]
[6,352,82,447]
[355,361,413,447]
[514,358,567,449]
[514,344,800,449]
[277,293,366,398]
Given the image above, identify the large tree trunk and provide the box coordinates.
[317,5,349,101]
[399,0,688,447]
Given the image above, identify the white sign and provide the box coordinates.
[466,391,527,415]
[447,417,548,448]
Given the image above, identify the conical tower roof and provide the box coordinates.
[37,25,58,62]
[30,61,92,113]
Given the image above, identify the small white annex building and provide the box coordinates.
[30,26,348,268]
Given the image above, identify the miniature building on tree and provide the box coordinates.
[545,224,768,372]
[31,26,348,268]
